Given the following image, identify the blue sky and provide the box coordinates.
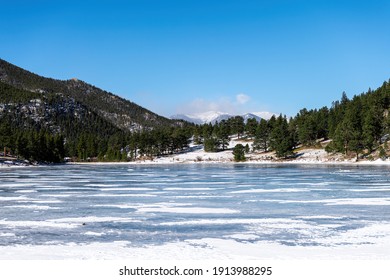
[1,0,390,118]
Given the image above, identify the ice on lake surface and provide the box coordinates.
[1,164,390,259]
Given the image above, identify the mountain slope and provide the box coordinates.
[0,58,181,131]
[0,80,120,135]
[0,79,126,162]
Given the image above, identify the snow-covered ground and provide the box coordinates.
[2,234,390,260]
[0,158,30,168]
[128,138,390,166]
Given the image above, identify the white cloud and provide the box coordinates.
[177,97,237,115]
[236,93,250,105]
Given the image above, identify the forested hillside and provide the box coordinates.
[0,80,121,162]
[0,59,180,131]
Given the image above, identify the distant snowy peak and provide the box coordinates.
[170,111,229,124]
[203,111,232,124]
[171,111,275,124]
[251,111,277,120]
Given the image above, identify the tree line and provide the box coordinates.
[67,126,192,162]
[0,112,192,163]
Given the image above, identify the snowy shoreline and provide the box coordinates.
[3,155,390,168]
[2,136,390,167]
[2,237,390,260]
[64,146,390,167]
[65,158,390,166]
[4,157,390,168]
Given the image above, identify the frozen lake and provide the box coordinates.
[1,164,390,259]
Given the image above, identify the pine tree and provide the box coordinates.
[315,107,329,139]
[77,134,87,161]
[253,119,270,152]
[0,121,12,149]
[233,144,246,161]
[54,135,65,162]
[245,118,258,139]
[16,133,29,160]
[215,120,230,150]
[362,108,378,152]
[202,123,213,139]
[270,115,294,158]
[229,116,245,139]
[204,137,220,152]
[193,125,203,144]
[333,98,363,159]
[296,109,317,146]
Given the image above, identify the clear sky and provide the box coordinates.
[1,0,390,118]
